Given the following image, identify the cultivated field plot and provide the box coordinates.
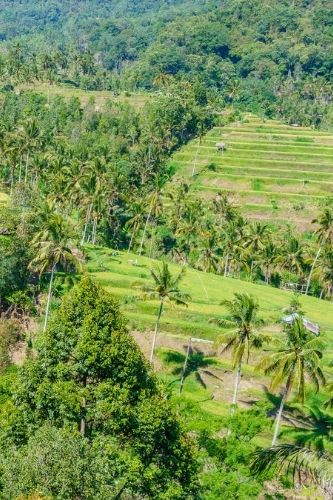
[171,115,333,228]
[18,84,150,110]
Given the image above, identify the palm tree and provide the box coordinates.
[277,237,305,276]
[197,233,221,273]
[125,200,145,253]
[258,319,326,446]
[30,211,79,331]
[138,181,164,256]
[221,217,246,277]
[306,208,333,295]
[244,222,271,274]
[144,262,189,364]
[251,444,333,496]
[212,192,238,227]
[313,246,333,299]
[217,293,264,411]
[259,240,278,284]
[16,118,42,184]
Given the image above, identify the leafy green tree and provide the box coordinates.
[3,277,198,498]
[258,319,326,446]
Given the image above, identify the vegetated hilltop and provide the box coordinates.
[171,113,333,228]
[1,1,333,127]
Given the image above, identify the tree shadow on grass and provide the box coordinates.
[161,347,220,390]
[263,389,301,423]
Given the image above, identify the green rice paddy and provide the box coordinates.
[170,114,333,228]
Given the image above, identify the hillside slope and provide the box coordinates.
[170,114,333,228]
[87,245,333,373]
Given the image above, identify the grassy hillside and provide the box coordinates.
[86,245,333,373]
[170,114,333,228]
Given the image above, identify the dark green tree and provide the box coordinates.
[1,277,198,499]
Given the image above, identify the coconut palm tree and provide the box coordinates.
[125,200,145,253]
[221,217,246,277]
[251,444,333,496]
[138,182,164,255]
[217,293,264,411]
[313,246,333,299]
[197,232,221,273]
[244,222,271,274]
[145,262,190,364]
[257,318,326,446]
[259,239,278,284]
[277,237,305,276]
[212,192,238,227]
[30,211,80,332]
[16,117,42,184]
[306,208,333,295]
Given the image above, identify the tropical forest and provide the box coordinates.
[0,0,333,498]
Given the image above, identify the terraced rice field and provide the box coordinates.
[170,114,333,228]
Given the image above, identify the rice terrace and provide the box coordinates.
[172,114,333,228]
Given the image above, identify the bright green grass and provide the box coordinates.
[18,83,151,110]
[0,192,9,204]
[86,245,333,368]
[171,113,333,226]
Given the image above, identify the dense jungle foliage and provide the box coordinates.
[1,0,333,126]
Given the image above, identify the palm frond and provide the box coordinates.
[251,445,333,495]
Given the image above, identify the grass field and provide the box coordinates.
[0,192,9,204]
[170,114,333,228]
[18,83,150,110]
[87,245,333,416]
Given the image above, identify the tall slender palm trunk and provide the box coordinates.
[24,150,30,184]
[128,223,138,253]
[231,361,242,413]
[150,299,164,364]
[224,254,229,277]
[81,203,93,246]
[139,205,152,255]
[43,262,56,332]
[91,217,98,245]
[272,377,292,446]
[305,245,322,295]
[179,339,192,394]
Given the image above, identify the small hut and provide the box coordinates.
[216,142,227,154]
[282,312,320,336]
